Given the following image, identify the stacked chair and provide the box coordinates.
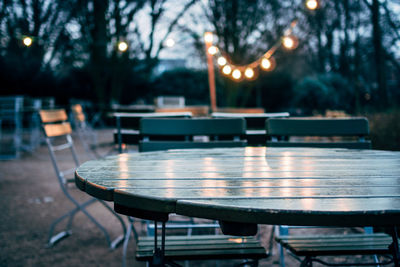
[122,117,269,266]
[266,117,393,267]
[39,109,126,249]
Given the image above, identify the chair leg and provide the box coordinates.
[97,199,127,249]
[46,198,97,247]
[122,222,133,267]
[300,256,313,267]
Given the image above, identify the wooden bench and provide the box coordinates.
[275,232,394,266]
[212,112,289,146]
[136,235,268,262]
[139,117,247,152]
[266,117,371,149]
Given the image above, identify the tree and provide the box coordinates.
[70,0,197,105]
[0,0,76,94]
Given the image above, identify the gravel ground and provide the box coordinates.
[0,129,393,267]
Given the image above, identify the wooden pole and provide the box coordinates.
[204,33,217,112]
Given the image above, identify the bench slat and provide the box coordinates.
[136,235,267,261]
[276,233,392,256]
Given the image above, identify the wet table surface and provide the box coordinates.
[75,147,400,227]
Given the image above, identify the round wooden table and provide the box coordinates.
[75,147,400,265]
[76,147,400,227]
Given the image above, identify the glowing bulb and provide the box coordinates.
[306,0,318,10]
[217,57,227,66]
[23,37,32,47]
[283,36,294,49]
[118,41,128,52]
[261,57,276,71]
[222,65,232,75]
[165,38,175,47]
[244,68,254,79]
[208,46,218,55]
[261,58,271,70]
[232,69,241,80]
[204,32,213,44]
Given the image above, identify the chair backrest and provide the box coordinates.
[71,104,86,123]
[40,109,72,137]
[266,117,371,149]
[39,109,78,185]
[139,118,247,152]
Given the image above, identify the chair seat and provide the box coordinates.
[276,233,392,257]
[136,235,267,261]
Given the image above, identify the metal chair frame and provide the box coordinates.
[40,109,126,249]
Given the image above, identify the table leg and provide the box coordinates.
[151,221,166,267]
[389,226,400,267]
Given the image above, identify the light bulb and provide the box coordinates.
[261,57,276,71]
[118,41,128,52]
[222,65,232,75]
[208,46,218,55]
[217,57,227,66]
[261,58,271,70]
[165,38,175,47]
[306,0,318,10]
[232,69,241,80]
[244,68,254,79]
[23,37,32,47]
[283,37,294,49]
[204,32,213,44]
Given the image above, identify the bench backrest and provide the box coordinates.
[139,118,247,152]
[212,112,289,129]
[266,117,371,149]
[115,112,192,130]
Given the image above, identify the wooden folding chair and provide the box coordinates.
[39,109,126,249]
[70,104,101,159]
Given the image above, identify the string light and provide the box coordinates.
[204,32,214,44]
[165,38,175,47]
[118,41,128,52]
[282,35,298,50]
[244,68,254,79]
[306,0,318,10]
[23,36,32,47]
[204,19,298,82]
[208,46,218,55]
[260,57,275,71]
[232,69,241,80]
[222,65,232,75]
[217,56,227,66]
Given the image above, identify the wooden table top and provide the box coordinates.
[75,147,400,227]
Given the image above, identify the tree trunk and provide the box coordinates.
[90,0,109,106]
[371,0,388,108]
